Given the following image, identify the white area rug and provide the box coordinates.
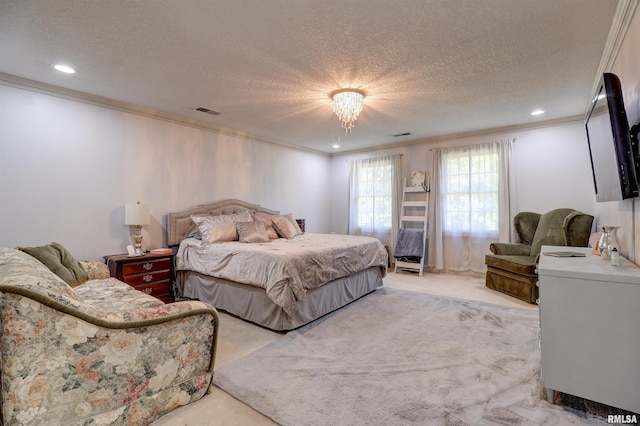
[213,288,605,425]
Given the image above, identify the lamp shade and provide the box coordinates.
[125,202,150,226]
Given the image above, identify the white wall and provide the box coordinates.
[594,4,640,262]
[0,84,331,260]
[3,5,637,263]
[510,122,595,215]
[329,121,596,236]
[331,6,640,262]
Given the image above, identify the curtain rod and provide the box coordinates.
[428,138,515,151]
[345,153,403,163]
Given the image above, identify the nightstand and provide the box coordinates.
[103,252,176,303]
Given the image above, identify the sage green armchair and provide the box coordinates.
[485,208,594,303]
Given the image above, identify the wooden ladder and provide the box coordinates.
[394,177,429,276]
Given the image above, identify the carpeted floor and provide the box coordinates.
[151,271,611,425]
[212,287,606,426]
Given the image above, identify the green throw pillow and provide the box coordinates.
[17,242,89,286]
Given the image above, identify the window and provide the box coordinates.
[353,161,393,230]
[441,145,499,235]
[429,140,512,273]
[348,155,400,241]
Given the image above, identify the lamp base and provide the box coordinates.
[131,225,144,256]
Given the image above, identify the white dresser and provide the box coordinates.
[537,245,640,413]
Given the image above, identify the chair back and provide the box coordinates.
[513,212,542,245]
[530,208,592,256]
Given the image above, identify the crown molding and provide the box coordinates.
[330,115,584,157]
[0,72,330,158]
[585,0,639,115]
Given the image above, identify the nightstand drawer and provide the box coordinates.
[122,258,171,276]
[133,280,172,299]
[103,253,176,304]
[124,270,170,286]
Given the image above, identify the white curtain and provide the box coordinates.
[348,155,403,255]
[428,140,513,273]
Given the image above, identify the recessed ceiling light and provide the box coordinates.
[53,64,76,74]
[530,109,545,116]
[332,144,340,149]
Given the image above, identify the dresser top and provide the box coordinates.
[538,245,640,285]
[103,252,174,264]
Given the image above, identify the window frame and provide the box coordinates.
[440,147,500,236]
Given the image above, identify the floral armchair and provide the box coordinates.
[0,247,218,425]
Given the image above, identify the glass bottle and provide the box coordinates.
[598,226,620,259]
[611,248,620,266]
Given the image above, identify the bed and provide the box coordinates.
[167,199,388,331]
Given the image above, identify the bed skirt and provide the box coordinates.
[177,267,384,331]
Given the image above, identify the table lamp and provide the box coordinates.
[125,202,150,255]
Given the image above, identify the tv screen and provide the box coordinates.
[585,73,638,202]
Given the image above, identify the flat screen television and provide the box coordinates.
[585,72,638,202]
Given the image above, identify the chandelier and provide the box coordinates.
[330,89,366,134]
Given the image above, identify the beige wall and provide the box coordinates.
[0,84,331,260]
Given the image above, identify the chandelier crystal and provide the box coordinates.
[330,89,365,134]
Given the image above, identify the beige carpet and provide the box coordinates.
[150,271,585,426]
[212,287,606,425]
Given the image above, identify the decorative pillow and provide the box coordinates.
[191,211,252,243]
[17,242,89,287]
[79,260,111,280]
[236,221,270,243]
[272,215,298,239]
[284,213,304,235]
[5,248,81,303]
[252,212,279,239]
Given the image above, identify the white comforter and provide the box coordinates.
[176,233,388,317]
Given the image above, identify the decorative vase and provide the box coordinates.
[598,226,620,259]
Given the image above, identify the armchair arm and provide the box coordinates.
[2,281,218,333]
[79,260,110,280]
[489,242,532,256]
[0,289,218,425]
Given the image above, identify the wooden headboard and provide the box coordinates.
[167,199,280,246]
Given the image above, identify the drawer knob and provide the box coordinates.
[143,274,153,282]
[143,288,152,294]
[143,263,153,271]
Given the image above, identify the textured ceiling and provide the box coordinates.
[0,0,621,154]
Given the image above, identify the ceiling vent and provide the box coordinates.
[393,132,411,137]
[195,107,221,116]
